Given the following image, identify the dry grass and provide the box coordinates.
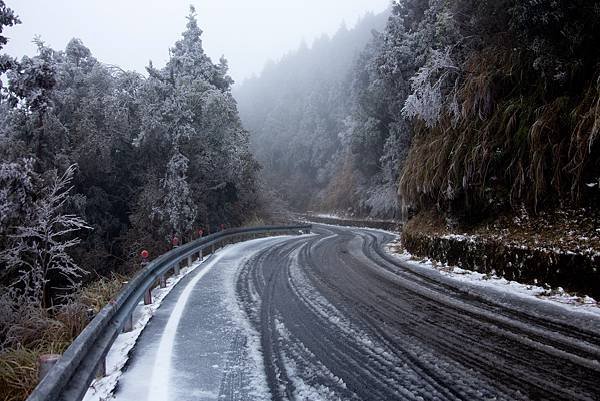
[0,317,74,401]
[0,346,40,401]
[0,273,129,401]
[568,76,600,197]
[242,215,266,228]
[400,45,600,217]
[78,273,128,314]
[320,153,360,213]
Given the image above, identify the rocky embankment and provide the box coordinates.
[402,209,600,298]
[297,213,401,231]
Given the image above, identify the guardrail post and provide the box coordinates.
[187,254,193,266]
[172,237,181,276]
[123,313,133,333]
[159,274,166,289]
[144,287,152,305]
[38,354,61,381]
[198,229,204,261]
[96,357,106,378]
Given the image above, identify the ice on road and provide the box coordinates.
[114,237,292,401]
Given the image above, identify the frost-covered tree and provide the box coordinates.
[402,47,459,127]
[0,34,147,275]
[0,5,261,333]
[0,159,36,236]
[0,0,19,86]
[0,1,18,48]
[132,6,258,240]
[6,38,57,115]
[4,39,58,171]
[1,165,89,308]
[153,150,196,239]
[236,10,392,215]
[167,6,233,91]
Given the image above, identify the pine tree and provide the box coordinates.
[153,150,196,239]
[0,0,19,85]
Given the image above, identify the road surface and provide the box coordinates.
[113,224,600,401]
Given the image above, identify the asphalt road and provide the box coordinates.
[115,224,600,401]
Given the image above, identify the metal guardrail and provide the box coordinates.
[296,213,400,231]
[27,224,312,401]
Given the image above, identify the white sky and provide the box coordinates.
[3,0,391,84]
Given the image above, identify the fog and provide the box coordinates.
[4,0,391,83]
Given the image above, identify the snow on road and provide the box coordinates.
[86,224,600,401]
[147,253,221,401]
[95,236,294,401]
[83,255,212,401]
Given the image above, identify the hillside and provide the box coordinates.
[235,10,397,216]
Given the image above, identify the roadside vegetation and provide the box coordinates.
[398,0,599,219]
[0,274,127,401]
[240,0,599,220]
[402,208,600,297]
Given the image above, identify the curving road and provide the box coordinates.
[114,224,600,401]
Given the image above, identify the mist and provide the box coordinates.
[4,0,391,83]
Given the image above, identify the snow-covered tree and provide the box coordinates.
[1,165,90,308]
[0,5,258,290]
[6,38,57,114]
[402,47,459,127]
[236,10,392,215]
[132,6,258,237]
[0,159,36,236]
[153,150,196,239]
[0,1,18,48]
[0,0,19,88]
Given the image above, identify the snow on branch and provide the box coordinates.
[152,150,197,238]
[0,164,90,308]
[402,47,459,128]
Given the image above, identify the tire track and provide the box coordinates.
[235,225,600,401]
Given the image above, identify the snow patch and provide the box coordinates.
[147,254,223,401]
[82,255,211,401]
[386,243,600,318]
[220,237,298,401]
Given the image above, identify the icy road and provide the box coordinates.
[113,225,600,401]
